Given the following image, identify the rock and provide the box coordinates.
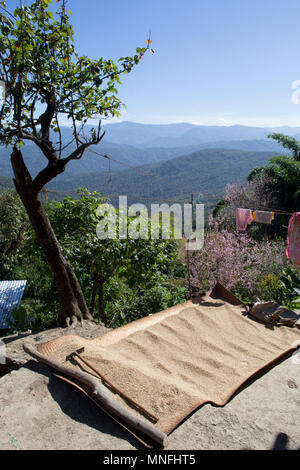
[0,321,108,376]
[287,378,298,389]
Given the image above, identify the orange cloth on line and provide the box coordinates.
[252,211,275,224]
[286,213,300,268]
[236,208,253,231]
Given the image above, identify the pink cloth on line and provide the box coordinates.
[286,212,300,268]
[236,208,253,231]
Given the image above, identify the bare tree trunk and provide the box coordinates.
[11,149,93,326]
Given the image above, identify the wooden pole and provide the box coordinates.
[68,350,158,423]
[186,194,193,299]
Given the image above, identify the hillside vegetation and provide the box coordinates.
[0,176,13,190]
[0,126,289,179]
[48,148,275,211]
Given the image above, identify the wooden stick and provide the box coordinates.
[23,343,167,447]
[68,350,158,423]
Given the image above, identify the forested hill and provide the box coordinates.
[0,141,197,178]
[48,148,275,209]
[0,136,287,179]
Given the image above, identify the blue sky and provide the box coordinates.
[7,0,300,126]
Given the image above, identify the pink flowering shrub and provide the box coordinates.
[216,175,279,232]
[190,216,288,300]
[225,174,277,211]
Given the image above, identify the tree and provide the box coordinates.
[190,216,287,301]
[0,0,150,325]
[266,133,300,161]
[47,189,178,326]
[213,133,300,237]
[212,174,278,238]
[248,133,300,212]
[0,189,29,278]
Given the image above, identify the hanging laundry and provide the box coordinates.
[252,210,275,224]
[286,213,300,268]
[236,208,253,231]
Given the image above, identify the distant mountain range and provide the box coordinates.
[0,140,196,179]
[0,122,296,211]
[0,122,292,179]
[0,175,13,190]
[101,121,300,148]
[48,148,275,210]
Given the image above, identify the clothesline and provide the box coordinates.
[236,207,284,231]
[234,208,300,269]
[40,185,296,216]
[217,204,297,215]
[251,206,294,216]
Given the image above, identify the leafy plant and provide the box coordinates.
[190,216,288,301]
[279,267,300,309]
[0,190,29,278]
[46,189,181,326]
[104,273,188,328]
[256,274,286,304]
[0,0,151,326]
[247,134,300,237]
[9,299,57,333]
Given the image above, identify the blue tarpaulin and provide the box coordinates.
[0,280,27,329]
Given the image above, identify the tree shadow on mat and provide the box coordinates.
[196,301,225,308]
[23,359,144,449]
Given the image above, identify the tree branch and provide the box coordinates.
[30,127,106,194]
[11,147,33,193]
[38,98,55,141]
[21,130,58,163]
[62,128,106,165]
[30,159,67,195]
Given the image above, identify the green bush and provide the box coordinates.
[103,273,188,328]
[279,267,300,310]
[253,266,300,311]
[10,298,57,333]
[256,274,287,303]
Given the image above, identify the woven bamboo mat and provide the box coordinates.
[32,284,300,446]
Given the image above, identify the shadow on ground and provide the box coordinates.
[23,359,144,450]
[271,432,300,450]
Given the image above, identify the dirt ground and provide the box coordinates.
[0,322,299,450]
